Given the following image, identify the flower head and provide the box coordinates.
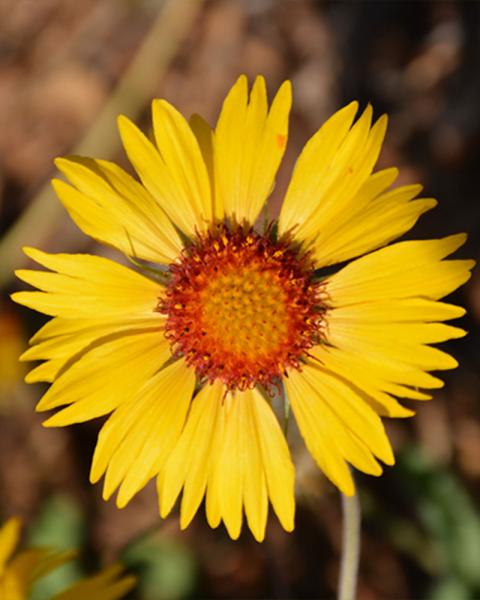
[0,517,134,599]
[160,224,324,390]
[13,75,474,542]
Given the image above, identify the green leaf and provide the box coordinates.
[399,446,480,588]
[123,531,197,600]
[429,576,471,600]
[26,495,85,600]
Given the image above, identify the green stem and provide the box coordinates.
[338,491,361,600]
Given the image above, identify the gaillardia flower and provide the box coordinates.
[13,76,474,541]
[0,517,135,599]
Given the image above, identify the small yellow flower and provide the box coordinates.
[13,76,474,542]
[53,564,135,600]
[0,517,135,599]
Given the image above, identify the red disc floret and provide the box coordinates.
[158,225,325,390]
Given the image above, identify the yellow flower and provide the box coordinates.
[13,76,474,542]
[0,517,135,599]
[52,564,135,600]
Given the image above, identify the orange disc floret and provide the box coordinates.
[159,225,325,390]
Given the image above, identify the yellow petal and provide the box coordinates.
[115,361,196,508]
[28,313,161,344]
[248,387,295,534]
[25,359,63,384]
[118,113,206,237]
[211,387,295,539]
[30,314,97,343]
[214,75,291,225]
[13,247,162,319]
[318,297,467,391]
[212,75,248,223]
[325,298,465,323]
[21,317,161,362]
[285,368,355,495]
[285,365,394,495]
[331,330,457,373]
[39,328,169,416]
[22,317,162,385]
[304,111,387,242]
[242,393,268,541]
[313,188,436,267]
[322,299,467,385]
[158,381,224,529]
[160,384,294,541]
[212,393,244,539]
[329,311,466,345]
[0,570,24,600]
[279,101,359,234]
[0,517,21,574]
[92,359,194,506]
[309,345,417,418]
[8,547,76,588]
[280,104,388,244]
[152,99,212,228]
[204,408,225,530]
[52,563,136,600]
[54,156,182,263]
[300,365,394,464]
[189,114,215,214]
[338,335,458,372]
[325,234,474,305]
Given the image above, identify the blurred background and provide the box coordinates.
[1,0,479,598]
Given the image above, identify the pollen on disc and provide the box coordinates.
[159,226,325,390]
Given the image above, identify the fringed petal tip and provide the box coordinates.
[21,245,42,261]
[155,384,295,542]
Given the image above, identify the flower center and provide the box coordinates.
[160,226,325,390]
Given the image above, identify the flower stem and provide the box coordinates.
[338,491,361,600]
